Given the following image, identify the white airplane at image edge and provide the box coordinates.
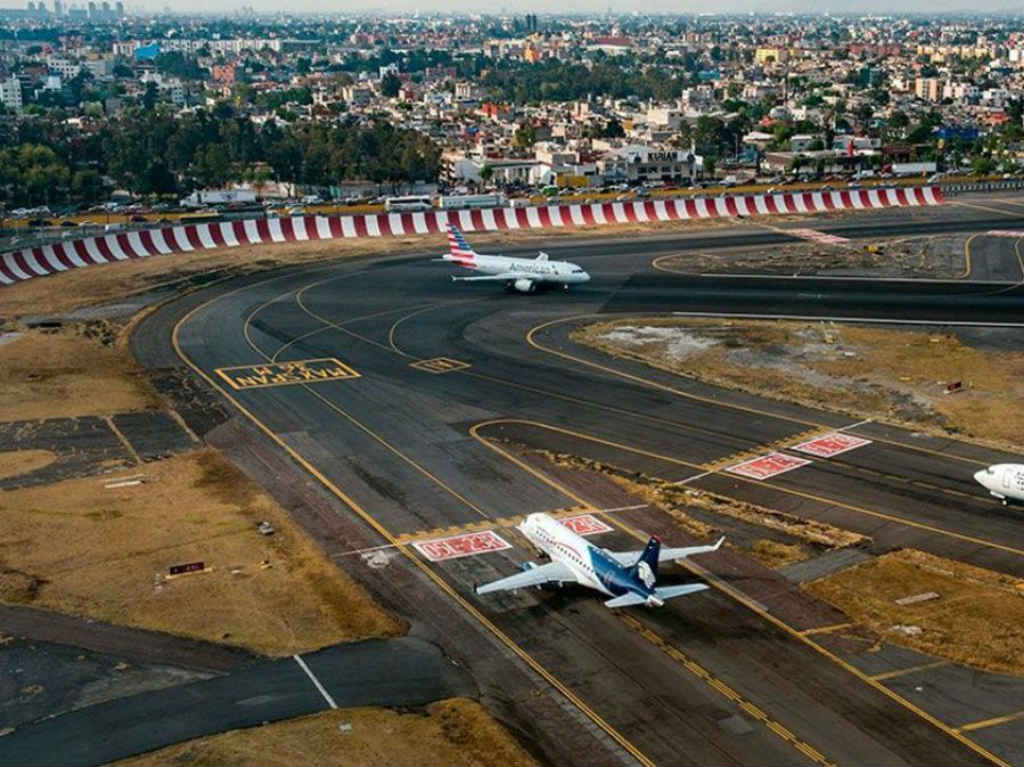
[438,224,590,292]
[974,463,1024,505]
[476,512,724,608]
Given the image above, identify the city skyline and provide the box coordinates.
[17,0,1024,16]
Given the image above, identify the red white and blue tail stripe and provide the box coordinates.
[446,225,477,267]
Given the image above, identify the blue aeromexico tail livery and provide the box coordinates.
[476,512,723,608]
[438,225,590,293]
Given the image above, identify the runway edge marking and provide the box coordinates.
[469,419,1008,767]
[170,280,654,767]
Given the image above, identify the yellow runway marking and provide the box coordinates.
[958,708,1024,733]
[952,200,1024,217]
[472,418,1024,561]
[214,358,360,390]
[950,198,1024,217]
[105,416,141,466]
[799,623,855,637]
[618,610,833,765]
[176,277,657,767]
[389,302,461,356]
[410,357,471,374]
[960,233,978,279]
[242,296,494,522]
[989,197,1024,209]
[525,314,992,467]
[272,300,435,362]
[467,420,1006,766]
[871,660,950,682]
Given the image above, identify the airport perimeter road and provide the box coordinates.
[126,203,1024,767]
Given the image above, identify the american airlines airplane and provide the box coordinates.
[476,512,723,608]
[438,225,591,293]
[974,463,1024,505]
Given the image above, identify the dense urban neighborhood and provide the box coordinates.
[1,9,1024,212]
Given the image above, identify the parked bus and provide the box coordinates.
[384,195,433,212]
[437,193,507,210]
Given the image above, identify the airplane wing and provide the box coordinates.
[451,273,520,282]
[475,561,575,595]
[535,252,549,261]
[603,584,709,608]
[610,536,724,567]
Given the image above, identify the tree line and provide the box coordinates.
[480,59,693,104]
[0,107,441,208]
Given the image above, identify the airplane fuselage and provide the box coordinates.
[519,513,654,602]
[975,463,1024,504]
[460,253,591,284]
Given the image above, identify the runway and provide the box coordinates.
[127,200,1024,766]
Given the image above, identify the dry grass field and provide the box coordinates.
[0,449,56,480]
[117,698,538,767]
[805,549,1024,675]
[573,317,1024,449]
[0,448,402,655]
[0,325,158,421]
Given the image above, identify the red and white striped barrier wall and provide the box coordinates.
[0,186,944,286]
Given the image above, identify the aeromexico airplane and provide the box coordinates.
[476,512,724,608]
[438,225,591,292]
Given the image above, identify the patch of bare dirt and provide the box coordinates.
[0,323,158,421]
[574,317,1024,450]
[0,448,403,655]
[805,549,1024,675]
[655,234,966,278]
[0,449,56,480]
[115,698,538,767]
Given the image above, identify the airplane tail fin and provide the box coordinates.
[631,535,660,588]
[445,224,477,265]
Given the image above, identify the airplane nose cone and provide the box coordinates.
[974,470,987,485]
[582,272,591,282]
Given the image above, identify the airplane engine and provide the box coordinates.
[513,278,536,293]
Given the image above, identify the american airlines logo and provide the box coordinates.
[512,263,556,274]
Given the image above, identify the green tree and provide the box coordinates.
[514,121,536,149]
[142,82,158,110]
[71,169,103,202]
[380,72,401,98]
[971,155,995,175]
[603,118,625,138]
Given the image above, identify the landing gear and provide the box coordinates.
[563,283,569,292]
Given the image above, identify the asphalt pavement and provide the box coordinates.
[117,199,1024,767]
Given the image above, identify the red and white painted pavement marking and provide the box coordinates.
[986,230,1024,238]
[787,228,851,246]
[726,452,811,480]
[561,514,613,536]
[792,431,872,458]
[414,530,512,562]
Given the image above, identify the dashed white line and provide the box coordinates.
[293,654,337,709]
[672,470,715,485]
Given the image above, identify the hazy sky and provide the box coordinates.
[141,0,1022,14]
